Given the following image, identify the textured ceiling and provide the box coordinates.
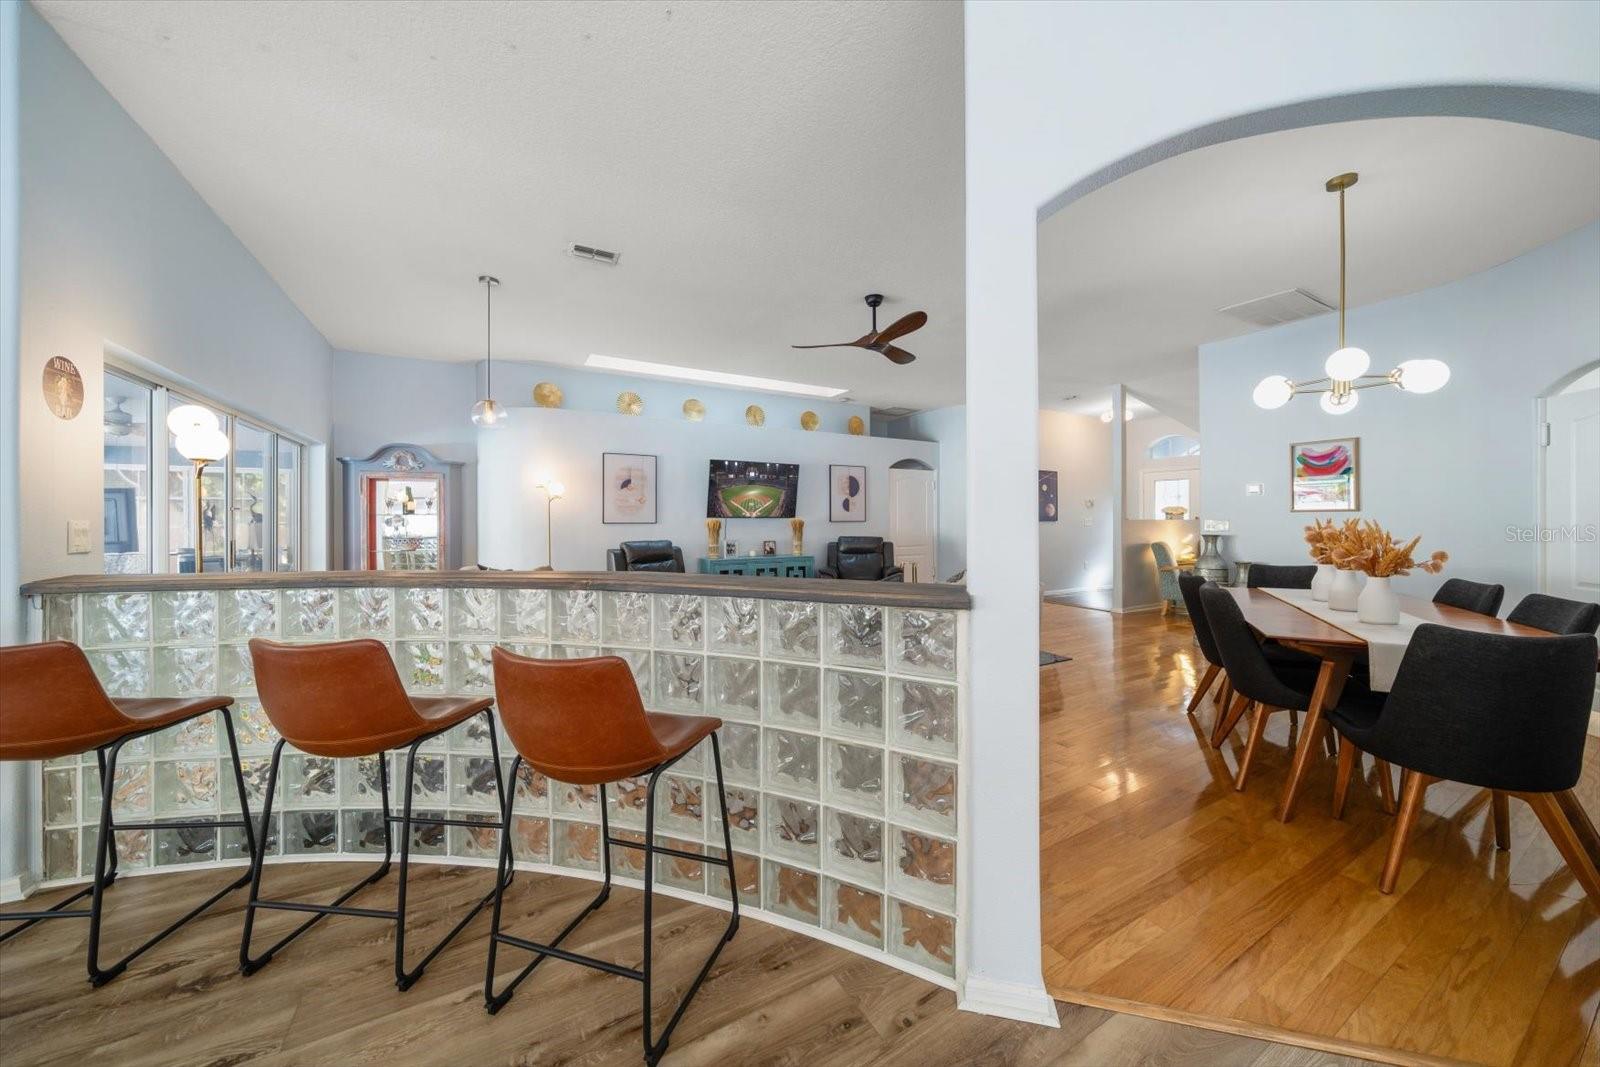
[36,0,965,410]
[1040,117,1600,427]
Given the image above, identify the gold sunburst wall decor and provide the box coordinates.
[745,404,765,427]
[617,391,643,416]
[847,415,866,436]
[532,382,563,408]
[683,399,705,422]
[800,411,820,431]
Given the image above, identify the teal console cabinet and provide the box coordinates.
[697,554,815,578]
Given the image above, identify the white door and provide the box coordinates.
[1543,369,1600,603]
[889,468,937,582]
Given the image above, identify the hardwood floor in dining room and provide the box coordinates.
[1040,600,1600,1067]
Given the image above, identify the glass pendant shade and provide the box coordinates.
[470,398,506,428]
[175,425,230,462]
[1319,389,1359,416]
[1395,358,1451,394]
[1324,346,1371,381]
[1252,375,1294,410]
[166,403,220,437]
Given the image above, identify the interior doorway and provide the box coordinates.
[1540,362,1600,605]
[888,462,937,581]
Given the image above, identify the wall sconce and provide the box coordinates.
[167,404,229,573]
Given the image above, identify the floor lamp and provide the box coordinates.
[534,479,564,571]
[167,405,230,574]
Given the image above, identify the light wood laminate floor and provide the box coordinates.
[0,863,1368,1066]
[1040,601,1600,1067]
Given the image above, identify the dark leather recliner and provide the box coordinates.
[818,537,904,582]
[606,540,686,573]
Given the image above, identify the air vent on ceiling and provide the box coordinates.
[871,406,920,421]
[1216,288,1332,328]
[568,243,621,265]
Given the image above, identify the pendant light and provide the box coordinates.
[1253,172,1450,413]
[470,274,507,428]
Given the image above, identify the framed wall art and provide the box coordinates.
[830,464,867,522]
[1038,470,1059,522]
[1290,438,1359,512]
[602,452,657,523]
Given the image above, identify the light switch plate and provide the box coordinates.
[67,519,91,554]
[1245,483,1264,496]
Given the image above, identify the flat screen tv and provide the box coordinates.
[707,459,800,519]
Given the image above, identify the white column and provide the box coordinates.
[958,67,1055,1020]
[1109,385,1128,611]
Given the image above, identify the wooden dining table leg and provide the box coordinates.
[1277,653,1353,823]
[1491,791,1511,851]
[1522,791,1600,903]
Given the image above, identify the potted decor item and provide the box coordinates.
[1303,519,1338,601]
[1329,519,1448,623]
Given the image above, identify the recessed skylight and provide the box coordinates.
[584,355,848,399]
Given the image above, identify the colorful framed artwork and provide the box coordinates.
[830,464,867,522]
[1290,438,1359,512]
[1038,470,1059,522]
[602,452,657,524]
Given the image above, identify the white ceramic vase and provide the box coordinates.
[1328,568,1365,612]
[1310,563,1335,602]
[1357,575,1400,624]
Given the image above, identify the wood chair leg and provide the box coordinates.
[1234,704,1271,793]
[1186,663,1220,714]
[1322,725,1338,757]
[1214,676,1232,712]
[1374,760,1397,815]
[1212,692,1250,749]
[1277,655,1353,823]
[1521,791,1600,904]
[1380,771,1432,893]
[1332,738,1359,819]
[1491,791,1511,851]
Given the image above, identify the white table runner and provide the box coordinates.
[1259,587,1423,692]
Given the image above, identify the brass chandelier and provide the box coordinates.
[1253,172,1450,414]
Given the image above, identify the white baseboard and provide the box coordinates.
[958,974,1061,1028]
[1113,602,1165,614]
[1,872,37,905]
[1042,585,1114,597]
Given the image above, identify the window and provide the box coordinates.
[1147,434,1200,459]
[102,373,153,574]
[1141,467,1201,520]
[104,366,307,574]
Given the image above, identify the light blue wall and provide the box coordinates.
[16,1,334,580]
[886,405,967,579]
[1199,221,1600,604]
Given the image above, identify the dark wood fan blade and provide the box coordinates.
[793,331,877,350]
[880,344,917,365]
[870,311,927,347]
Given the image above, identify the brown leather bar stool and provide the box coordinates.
[483,649,739,1066]
[0,641,255,986]
[239,638,506,990]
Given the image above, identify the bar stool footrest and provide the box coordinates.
[492,931,645,981]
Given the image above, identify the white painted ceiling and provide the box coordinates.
[35,0,965,410]
[1040,117,1600,426]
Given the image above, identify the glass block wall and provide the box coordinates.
[35,585,963,982]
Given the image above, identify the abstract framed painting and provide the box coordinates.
[829,464,867,522]
[1290,438,1359,512]
[1038,470,1059,522]
[602,452,657,524]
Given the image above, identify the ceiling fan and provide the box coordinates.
[792,293,925,365]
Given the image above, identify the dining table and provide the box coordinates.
[1222,586,1600,866]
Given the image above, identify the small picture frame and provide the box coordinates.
[602,452,658,524]
[829,464,867,522]
[725,540,738,557]
[762,540,778,556]
[1038,470,1059,522]
[1201,518,1231,534]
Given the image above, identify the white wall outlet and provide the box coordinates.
[67,519,91,554]
[1245,483,1264,496]
[1080,516,1093,526]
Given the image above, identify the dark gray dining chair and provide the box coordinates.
[1246,564,1317,589]
[1431,578,1504,617]
[1506,593,1600,635]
